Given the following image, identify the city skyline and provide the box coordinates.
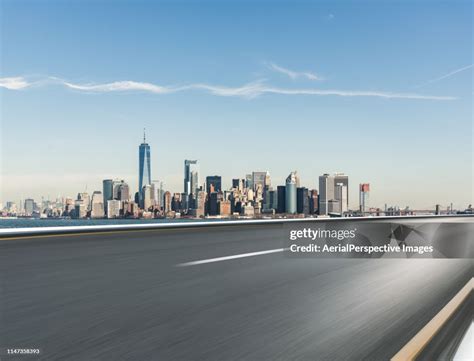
[1,1,472,209]
[1,133,470,214]
[0,133,372,218]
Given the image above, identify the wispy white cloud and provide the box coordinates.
[0,77,31,90]
[55,78,459,100]
[266,62,322,81]
[0,75,456,100]
[179,81,267,98]
[60,78,266,98]
[416,64,473,88]
[63,79,171,94]
[257,86,455,100]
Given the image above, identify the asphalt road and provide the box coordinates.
[0,219,472,360]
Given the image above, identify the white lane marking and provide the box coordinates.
[176,248,289,267]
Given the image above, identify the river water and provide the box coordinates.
[0,218,227,229]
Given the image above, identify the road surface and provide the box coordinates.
[0,219,472,360]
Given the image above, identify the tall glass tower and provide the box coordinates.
[138,129,151,200]
[184,160,199,196]
[285,171,298,214]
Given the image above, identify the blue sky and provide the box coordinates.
[1,0,472,209]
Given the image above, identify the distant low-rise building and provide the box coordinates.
[219,199,231,216]
[91,191,105,218]
[77,192,90,212]
[24,198,35,216]
[142,185,153,210]
[107,200,121,219]
[74,200,88,218]
[194,191,206,218]
[242,203,255,217]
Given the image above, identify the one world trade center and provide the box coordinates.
[138,129,151,201]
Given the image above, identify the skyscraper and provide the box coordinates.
[171,193,182,212]
[208,192,219,216]
[245,174,252,189]
[264,172,271,189]
[184,160,199,196]
[206,175,222,193]
[195,191,206,218]
[163,191,171,214]
[252,171,267,191]
[335,183,348,214]
[297,187,309,214]
[90,191,104,218]
[285,171,298,214]
[359,183,370,213]
[277,185,286,214]
[269,190,278,211]
[138,129,151,201]
[319,174,335,216]
[309,190,318,214]
[112,179,122,200]
[334,173,349,210]
[319,173,349,215]
[118,182,130,201]
[112,180,129,201]
[232,178,245,192]
[103,179,114,212]
[151,180,163,208]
